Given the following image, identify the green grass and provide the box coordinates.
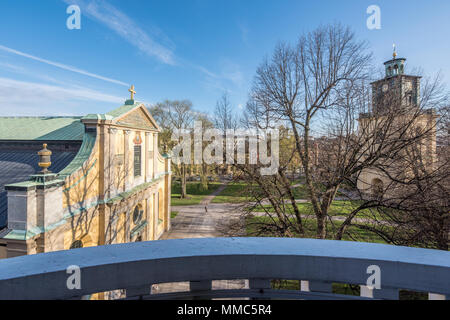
[249,200,384,220]
[171,181,222,206]
[207,179,352,204]
[291,182,349,199]
[208,180,346,203]
[246,215,388,244]
[291,183,311,199]
[170,211,179,219]
[211,182,255,204]
[270,280,360,297]
[269,279,428,300]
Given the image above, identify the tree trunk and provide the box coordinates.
[199,164,209,192]
[181,163,187,199]
[316,214,326,239]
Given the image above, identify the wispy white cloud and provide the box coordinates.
[62,0,243,96]
[220,59,244,87]
[191,63,220,79]
[64,0,176,65]
[193,59,244,94]
[0,61,72,86]
[0,77,123,108]
[0,45,129,87]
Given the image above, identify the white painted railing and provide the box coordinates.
[0,238,448,300]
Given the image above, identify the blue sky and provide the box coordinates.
[0,0,449,116]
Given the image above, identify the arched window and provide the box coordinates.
[393,64,399,75]
[371,178,384,199]
[70,240,83,249]
[133,204,143,225]
[407,93,413,106]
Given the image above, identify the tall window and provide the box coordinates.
[133,204,143,225]
[134,145,142,177]
[158,190,164,221]
[407,93,413,106]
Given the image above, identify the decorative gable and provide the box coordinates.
[115,107,158,131]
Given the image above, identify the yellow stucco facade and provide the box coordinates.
[357,108,437,197]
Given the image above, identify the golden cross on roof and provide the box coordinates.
[128,85,136,100]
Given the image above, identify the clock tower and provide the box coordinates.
[371,48,421,114]
[357,48,437,198]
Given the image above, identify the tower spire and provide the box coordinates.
[384,44,405,77]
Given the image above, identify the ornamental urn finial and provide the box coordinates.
[38,143,52,174]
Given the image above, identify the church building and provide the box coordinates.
[0,86,171,258]
[357,50,437,197]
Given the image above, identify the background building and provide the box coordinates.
[357,53,437,197]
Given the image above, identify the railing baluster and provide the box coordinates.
[300,280,309,291]
[307,281,333,293]
[428,293,448,300]
[249,278,271,300]
[126,285,151,299]
[360,285,398,299]
[189,280,212,300]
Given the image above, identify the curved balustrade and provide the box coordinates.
[0,238,448,300]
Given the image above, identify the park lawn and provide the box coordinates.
[291,184,309,199]
[271,279,361,297]
[212,181,302,203]
[249,201,385,220]
[171,181,222,206]
[211,182,257,204]
[291,183,348,200]
[216,181,342,201]
[208,180,348,203]
[246,215,388,244]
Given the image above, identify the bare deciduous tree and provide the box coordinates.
[151,100,195,199]
[237,23,449,249]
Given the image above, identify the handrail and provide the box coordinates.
[0,238,448,300]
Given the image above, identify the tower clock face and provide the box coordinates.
[382,84,389,93]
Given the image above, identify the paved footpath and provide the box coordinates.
[155,184,249,295]
[161,183,241,239]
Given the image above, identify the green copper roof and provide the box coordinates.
[58,131,97,178]
[0,117,84,141]
[105,100,140,119]
[81,114,114,121]
[80,101,141,121]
